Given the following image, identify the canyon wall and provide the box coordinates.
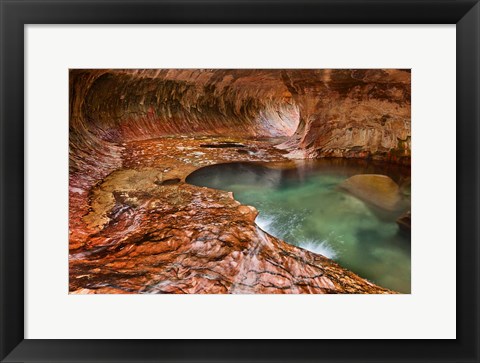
[279,69,411,164]
[69,69,410,243]
[73,69,299,142]
[69,69,300,249]
[70,69,410,172]
[69,69,410,293]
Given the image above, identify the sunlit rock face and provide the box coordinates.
[69,69,409,294]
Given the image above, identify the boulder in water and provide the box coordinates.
[340,174,401,211]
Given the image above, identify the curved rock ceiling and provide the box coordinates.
[70,69,410,176]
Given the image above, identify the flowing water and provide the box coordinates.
[186,159,411,293]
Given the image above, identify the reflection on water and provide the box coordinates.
[186,159,411,293]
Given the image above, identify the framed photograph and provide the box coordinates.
[1,0,478,362]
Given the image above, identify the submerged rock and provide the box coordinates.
[397,211,411,233]
[340,174,401,211]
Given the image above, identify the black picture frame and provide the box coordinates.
[1,1,479,362]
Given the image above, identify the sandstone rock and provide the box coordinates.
[69,137,395,294]
[397,211,411,233]
[277,70,411,165]
[237,205,258,222]
[340,174,402,211]
[68,69,410,294]
[70,69,410,172]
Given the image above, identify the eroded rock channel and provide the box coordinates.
[69,69,411,294]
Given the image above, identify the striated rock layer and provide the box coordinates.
[278,69,411,163]
[70,137,392,294]
[69,69,410,294]
[70,69,410,169]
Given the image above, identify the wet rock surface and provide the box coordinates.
[277,69,411,164]
[70,137,393,294]
[70,69,410,171]
[69,69,409,294]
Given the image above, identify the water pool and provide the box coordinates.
[186,159,411,293]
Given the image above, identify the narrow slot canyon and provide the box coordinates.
[69,69,411,294]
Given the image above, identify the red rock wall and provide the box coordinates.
[69,71,124,245]
[76,69,299,141]
[69,69,300,235]
[279,69,411,164]
[68,69,410,293]
[69,69,411,175]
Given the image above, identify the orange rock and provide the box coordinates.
[340,174,402,211]
[68,69,409,294]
